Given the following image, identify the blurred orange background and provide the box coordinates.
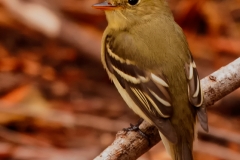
[0,0,239,159]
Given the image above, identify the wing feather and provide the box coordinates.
[104,36,177,143]
[185,55,208,131]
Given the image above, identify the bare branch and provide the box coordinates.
[95,121,159,160]
[94,58,240,160]
[201,58,240,107]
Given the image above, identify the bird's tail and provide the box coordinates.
[160,132,194,160]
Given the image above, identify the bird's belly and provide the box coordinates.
[110,74,153,124]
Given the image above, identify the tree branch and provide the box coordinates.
[94,58,240,160]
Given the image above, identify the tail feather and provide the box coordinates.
[197,107,209,132]
[181,142,193,160]
[160,132,194,160]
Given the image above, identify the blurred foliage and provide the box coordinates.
[0,0,239,159]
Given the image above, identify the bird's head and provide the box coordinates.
[93,0,171,30]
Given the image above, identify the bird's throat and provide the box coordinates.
[105,10,129,31]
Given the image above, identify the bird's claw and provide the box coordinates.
[123,119,151,145]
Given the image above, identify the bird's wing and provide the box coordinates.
[104,35,177,143]
[185,55,208,131]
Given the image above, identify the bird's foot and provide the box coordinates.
[123,119,151,145]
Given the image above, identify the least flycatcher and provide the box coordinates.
[93,0,208,159]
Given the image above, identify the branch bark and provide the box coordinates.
[94,58,240,160]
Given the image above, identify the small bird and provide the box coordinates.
[93,0,208,160]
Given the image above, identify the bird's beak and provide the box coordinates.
[92,1,117,10]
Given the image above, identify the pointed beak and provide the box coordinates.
[92,1,117,10]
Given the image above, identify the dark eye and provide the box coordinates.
[128,0,139,5]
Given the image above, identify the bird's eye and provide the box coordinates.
[128,0,139,5]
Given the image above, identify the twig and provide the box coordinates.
[95,121,160,160]
[201,58,240,107]
[94,58,240,160]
